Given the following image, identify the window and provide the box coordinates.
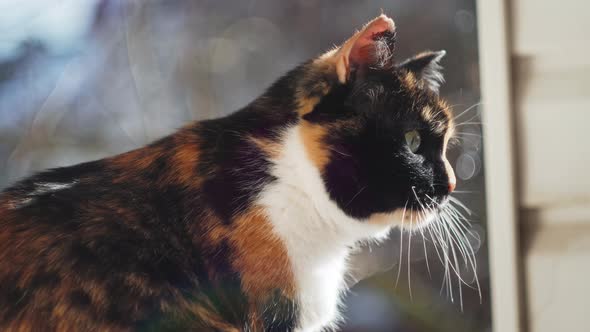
[0,1,509,331]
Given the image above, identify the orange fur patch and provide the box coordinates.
[439,100,455,138]
[108,137,202,187]
[299,122,330,171]
[169,143,201,185]
[403,71,417,90]
[295,95,321,117]
[111,146,161,171]
[108,146,163,184]
[421,105,434,121]
[229,207,295,298]
[249,136,281,160]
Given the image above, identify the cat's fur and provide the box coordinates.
[0,15,456,331]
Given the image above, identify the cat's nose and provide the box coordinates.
[448,176,456,193]
[444,158,456,194]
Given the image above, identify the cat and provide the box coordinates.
[0,14,456,332]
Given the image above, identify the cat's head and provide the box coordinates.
[291,15,456,229]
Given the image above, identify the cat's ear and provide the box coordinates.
[398,50,446,93]
[333,14,397,83]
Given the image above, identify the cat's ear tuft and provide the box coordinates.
[398,50,446,93]
[334,14,397,83]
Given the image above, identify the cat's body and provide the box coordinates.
[0,15,456,331]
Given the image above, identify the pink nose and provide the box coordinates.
[443,158,456,194]
[448,177,456,193]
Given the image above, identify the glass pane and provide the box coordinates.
[0,1,488,331]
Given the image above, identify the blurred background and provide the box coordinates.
[0,1,488,331]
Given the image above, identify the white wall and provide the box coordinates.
[510,0,590,331]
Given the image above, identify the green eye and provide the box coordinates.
[405,130,421,153]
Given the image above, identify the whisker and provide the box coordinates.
[433,195,482,303]
[453,102,482,121]
[345,186,367,207]
[455,132,483,138]
[441,205,483,299]
[430,197,477,270]
[454,121,483,127]
[446,214,482,298]
[402,188,482,307]
[412,188,454,300]
[455,112,483,127]
[433,218,454,302]
[440,213,477,286]
[407,210,413,300]
[327,146,352,157]
[395,200,408,288]
[425,220,447,283]
[418,216,432,279]
[449,196,473,216]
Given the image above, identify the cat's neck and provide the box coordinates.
[257,124,390,331]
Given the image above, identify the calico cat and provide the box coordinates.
[0,14,456,331]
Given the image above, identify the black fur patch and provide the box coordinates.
[307,67,453,218]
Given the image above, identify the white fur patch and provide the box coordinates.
[258,125,402,331]
[13,181,77,208]
[32,182,78,194]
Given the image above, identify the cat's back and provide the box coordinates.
[0,134,232,331]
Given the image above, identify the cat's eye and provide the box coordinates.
[405,130,421,153]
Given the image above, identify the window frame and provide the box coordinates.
[476,1,523,332]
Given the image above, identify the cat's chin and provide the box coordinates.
[368,207,438,230]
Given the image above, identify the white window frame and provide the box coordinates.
[476,1,523,332]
